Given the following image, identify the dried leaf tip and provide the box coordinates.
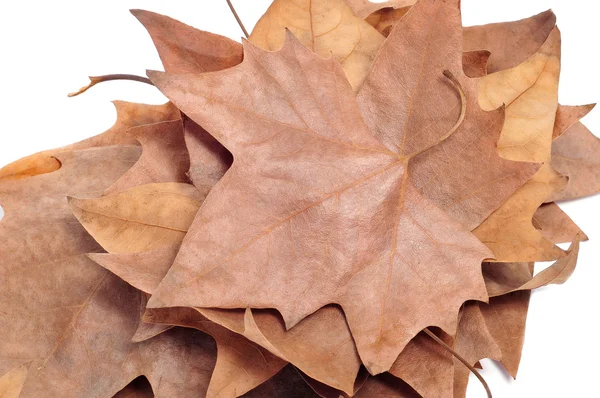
[68,74,154,97]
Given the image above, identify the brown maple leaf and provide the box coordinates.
[145,0,497,374]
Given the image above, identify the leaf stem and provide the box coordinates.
[424,328,492,398]
[406,70,467,159]
[68,74,154,98]
[225,0,249,38]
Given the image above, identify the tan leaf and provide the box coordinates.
[553,104,596,139]
[249,0,385,90]
[69,182,202,253]
[474,28,566,262]
[533,202,588,244]
[550,122,600,201]
[0,362,31,398]
[364,5,411,36]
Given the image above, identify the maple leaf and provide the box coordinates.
[145,0,497,374]
[249,0,385,90]
[473,27,567,262]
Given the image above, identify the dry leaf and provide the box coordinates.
[242,366,320,397]
[147,19,493,373]
[533,202,588,244]
[105,120,190,195]
[480,289,531,378]
[389,331,453,397]
[249,0,385,90]
[132,9,243,74]
[463,9,557,73]
[69,183,202,253]
[452,304,502,398]
[183,116,233,197]
[473,28,566,262]
[364,6,411,37]
[550,121,600,201]
[553,104,596,139]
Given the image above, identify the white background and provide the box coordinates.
[0,1,598,397]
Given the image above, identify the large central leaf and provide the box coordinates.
[146,0,497,373]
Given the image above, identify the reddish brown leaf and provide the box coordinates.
[480,289,532,378]
[353,373,420,397]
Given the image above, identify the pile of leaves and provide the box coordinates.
[1,0,598,397]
